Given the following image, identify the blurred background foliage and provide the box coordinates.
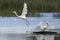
[0,0,60,17]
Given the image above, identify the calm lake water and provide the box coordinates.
[0,13,60,28]
[0,13,60,40]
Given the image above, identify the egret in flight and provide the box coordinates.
[13,2,30,26]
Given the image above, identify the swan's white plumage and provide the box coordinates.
[36,22,53,31]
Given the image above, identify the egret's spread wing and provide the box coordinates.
[25,19,30,27]
[21,2,27,17]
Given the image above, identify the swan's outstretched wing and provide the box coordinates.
[21,2,27,17]
[36,22,43,29]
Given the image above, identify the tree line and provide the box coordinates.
[0,0,60,17]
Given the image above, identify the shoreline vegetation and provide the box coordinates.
[0,0,60,17]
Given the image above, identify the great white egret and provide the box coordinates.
[36,22,51,31]
[13,2,30,26]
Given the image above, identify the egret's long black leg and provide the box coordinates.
[26,19,30,25]
[26,23,29,27]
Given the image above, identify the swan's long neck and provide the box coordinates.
[14,12,19,17]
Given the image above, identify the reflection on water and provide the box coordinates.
[26,36,36,40]
[0,33,58,40]
[0,33,37,40]
[0,33,27,40]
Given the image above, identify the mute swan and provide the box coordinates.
[36,22,51,31]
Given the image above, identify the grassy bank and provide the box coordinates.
[0,0,60,17]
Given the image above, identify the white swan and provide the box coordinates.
[36,22,51,31]
[36,22,54,40]
[13,2,30,26]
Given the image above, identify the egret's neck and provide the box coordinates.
[14,12,19,17]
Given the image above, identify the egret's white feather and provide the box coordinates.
[21,3,27,17]
[13,2,30,26]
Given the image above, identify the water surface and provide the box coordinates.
[0,13,60,29]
